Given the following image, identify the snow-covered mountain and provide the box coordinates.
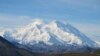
[0,19,99,53]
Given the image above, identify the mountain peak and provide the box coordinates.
[27,19,44,27]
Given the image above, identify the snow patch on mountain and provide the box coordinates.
[95,41,100,47]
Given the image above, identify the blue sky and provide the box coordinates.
[0,0,100,41]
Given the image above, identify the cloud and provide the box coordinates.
[0,14,33,28]
[20,16,30,19]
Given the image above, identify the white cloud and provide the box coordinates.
[0,14,33,28]
[20,16,30,19]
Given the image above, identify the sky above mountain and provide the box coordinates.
[0,0,100,42]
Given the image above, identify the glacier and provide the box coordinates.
[0,19,99,53]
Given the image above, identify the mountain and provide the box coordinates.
[0,19,99,53]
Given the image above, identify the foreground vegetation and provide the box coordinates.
[11,49,100,56]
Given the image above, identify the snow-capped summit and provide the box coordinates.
[0,19,99,53]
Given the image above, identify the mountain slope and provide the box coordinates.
[1,19,99,53]
[0,36,36,56]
